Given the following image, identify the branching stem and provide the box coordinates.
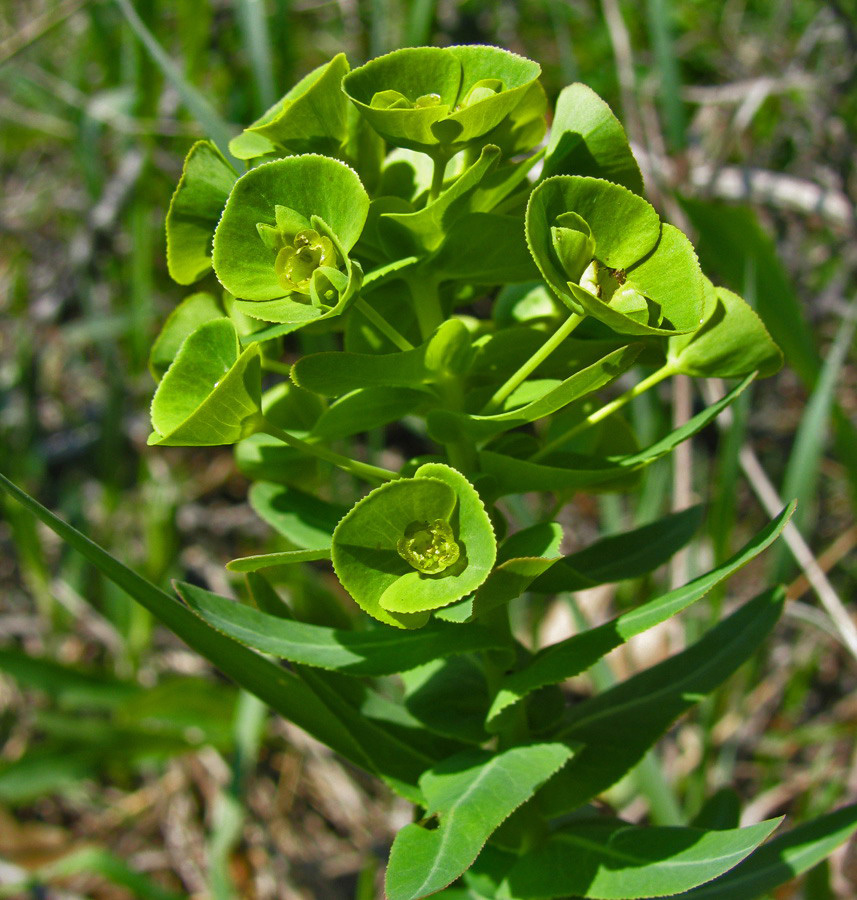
[354,297,415,351]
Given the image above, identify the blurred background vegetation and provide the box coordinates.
[1,0,856,897]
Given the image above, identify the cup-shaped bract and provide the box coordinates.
[332,464,497,629]
[148,318,262,446]
[668,285,783,377]
[212,155,369,329]
[165,141,238,285]
[228,54,351,162]
[527,176,705,336]
[342,45,541,157]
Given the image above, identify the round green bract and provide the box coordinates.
[331,464,497,628]
[343,45,541,155]
[212,155,369,301]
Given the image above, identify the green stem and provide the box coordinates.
[532,361,675,460]
[436,375,476,474]
[260,358,292,376]
[259,420,400,484]
[407,273,443,340]
[481,312,584,415]
[354,297,415,351]
[429,154,448,202]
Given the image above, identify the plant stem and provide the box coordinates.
[260,358,292,376]
[407,273,443,340]
[480,312,584,415]
[259,420,400,484]
[354,297,415,351]
[532,361,675,460]
[429,154,448,202]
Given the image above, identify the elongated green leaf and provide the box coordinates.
[248,482,346,550]
[149,319,262,446]
[497,818,781,899]
[312,387,427,441]
[542,83,643,192]
[0,472,423,797]
[428,344,641,443]
[531,504,703,592]
[226,548,331,572]
[380,145,501,255]
[480,375,754,496]
[678,803,857,899]
[385,744,574,900]
[292,345,430,396]
[487,505,792,731]
[178,582,504,675]
[165,142,237,285]
[544,588,785,815]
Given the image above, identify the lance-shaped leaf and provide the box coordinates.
[212,155,369,301]
[148,291,224,380]
[485,504,793,731]
[292,319,469,397]
[668,286,784,378]
[148,319,262,446]
[248,482,346,550]
[479,374,753,496]
[527,176,704,335]
[530,504,703,593]
[229,54,350,160]
[343,45,541,156]
[311,386,427,441]
[385,744,574,900]
[226,548,332,572]
[165,141,238,285]
[179,582,504,675]
[427,344,641,444]
[678,803,857,899]
[379,145,501,256]
[496,817,781,899]
[542,83,643,192]
[332,464,496,628]
[544,588,785,815]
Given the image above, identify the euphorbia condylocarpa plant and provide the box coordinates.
[5,44,857,900]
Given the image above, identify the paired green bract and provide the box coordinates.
[331,463,496,629]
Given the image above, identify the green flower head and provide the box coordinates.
[342,45,541,156]
[527,176,705,336]
[212,155,369,332]
[331,464,497,629]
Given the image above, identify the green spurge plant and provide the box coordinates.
[3,43,856,900]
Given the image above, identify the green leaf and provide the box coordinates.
[311,387,427,441]
[165,140,237,285]
[531,504,704,593]
[542,82,643,193]
[178,582,504,675]
[429,212,540,284]
[0,472,421,796]
[479,374,754,496]
[669,286,783,378]
[248,481,346,550]
[331,464,496,626]
[235,434,320,485]
[212,155,369,301]
[148,318,262,446]
[148,291,224,380]
[380,145,501,256]
[231,54,350,158]
[385,744,574,900]
[427,344,641,444]
[343,45,541,155]
[678,803,857,899]
[226,548,331,572]
[497,817,781,899]
[486,504,792,732]
[546,588,785,814]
